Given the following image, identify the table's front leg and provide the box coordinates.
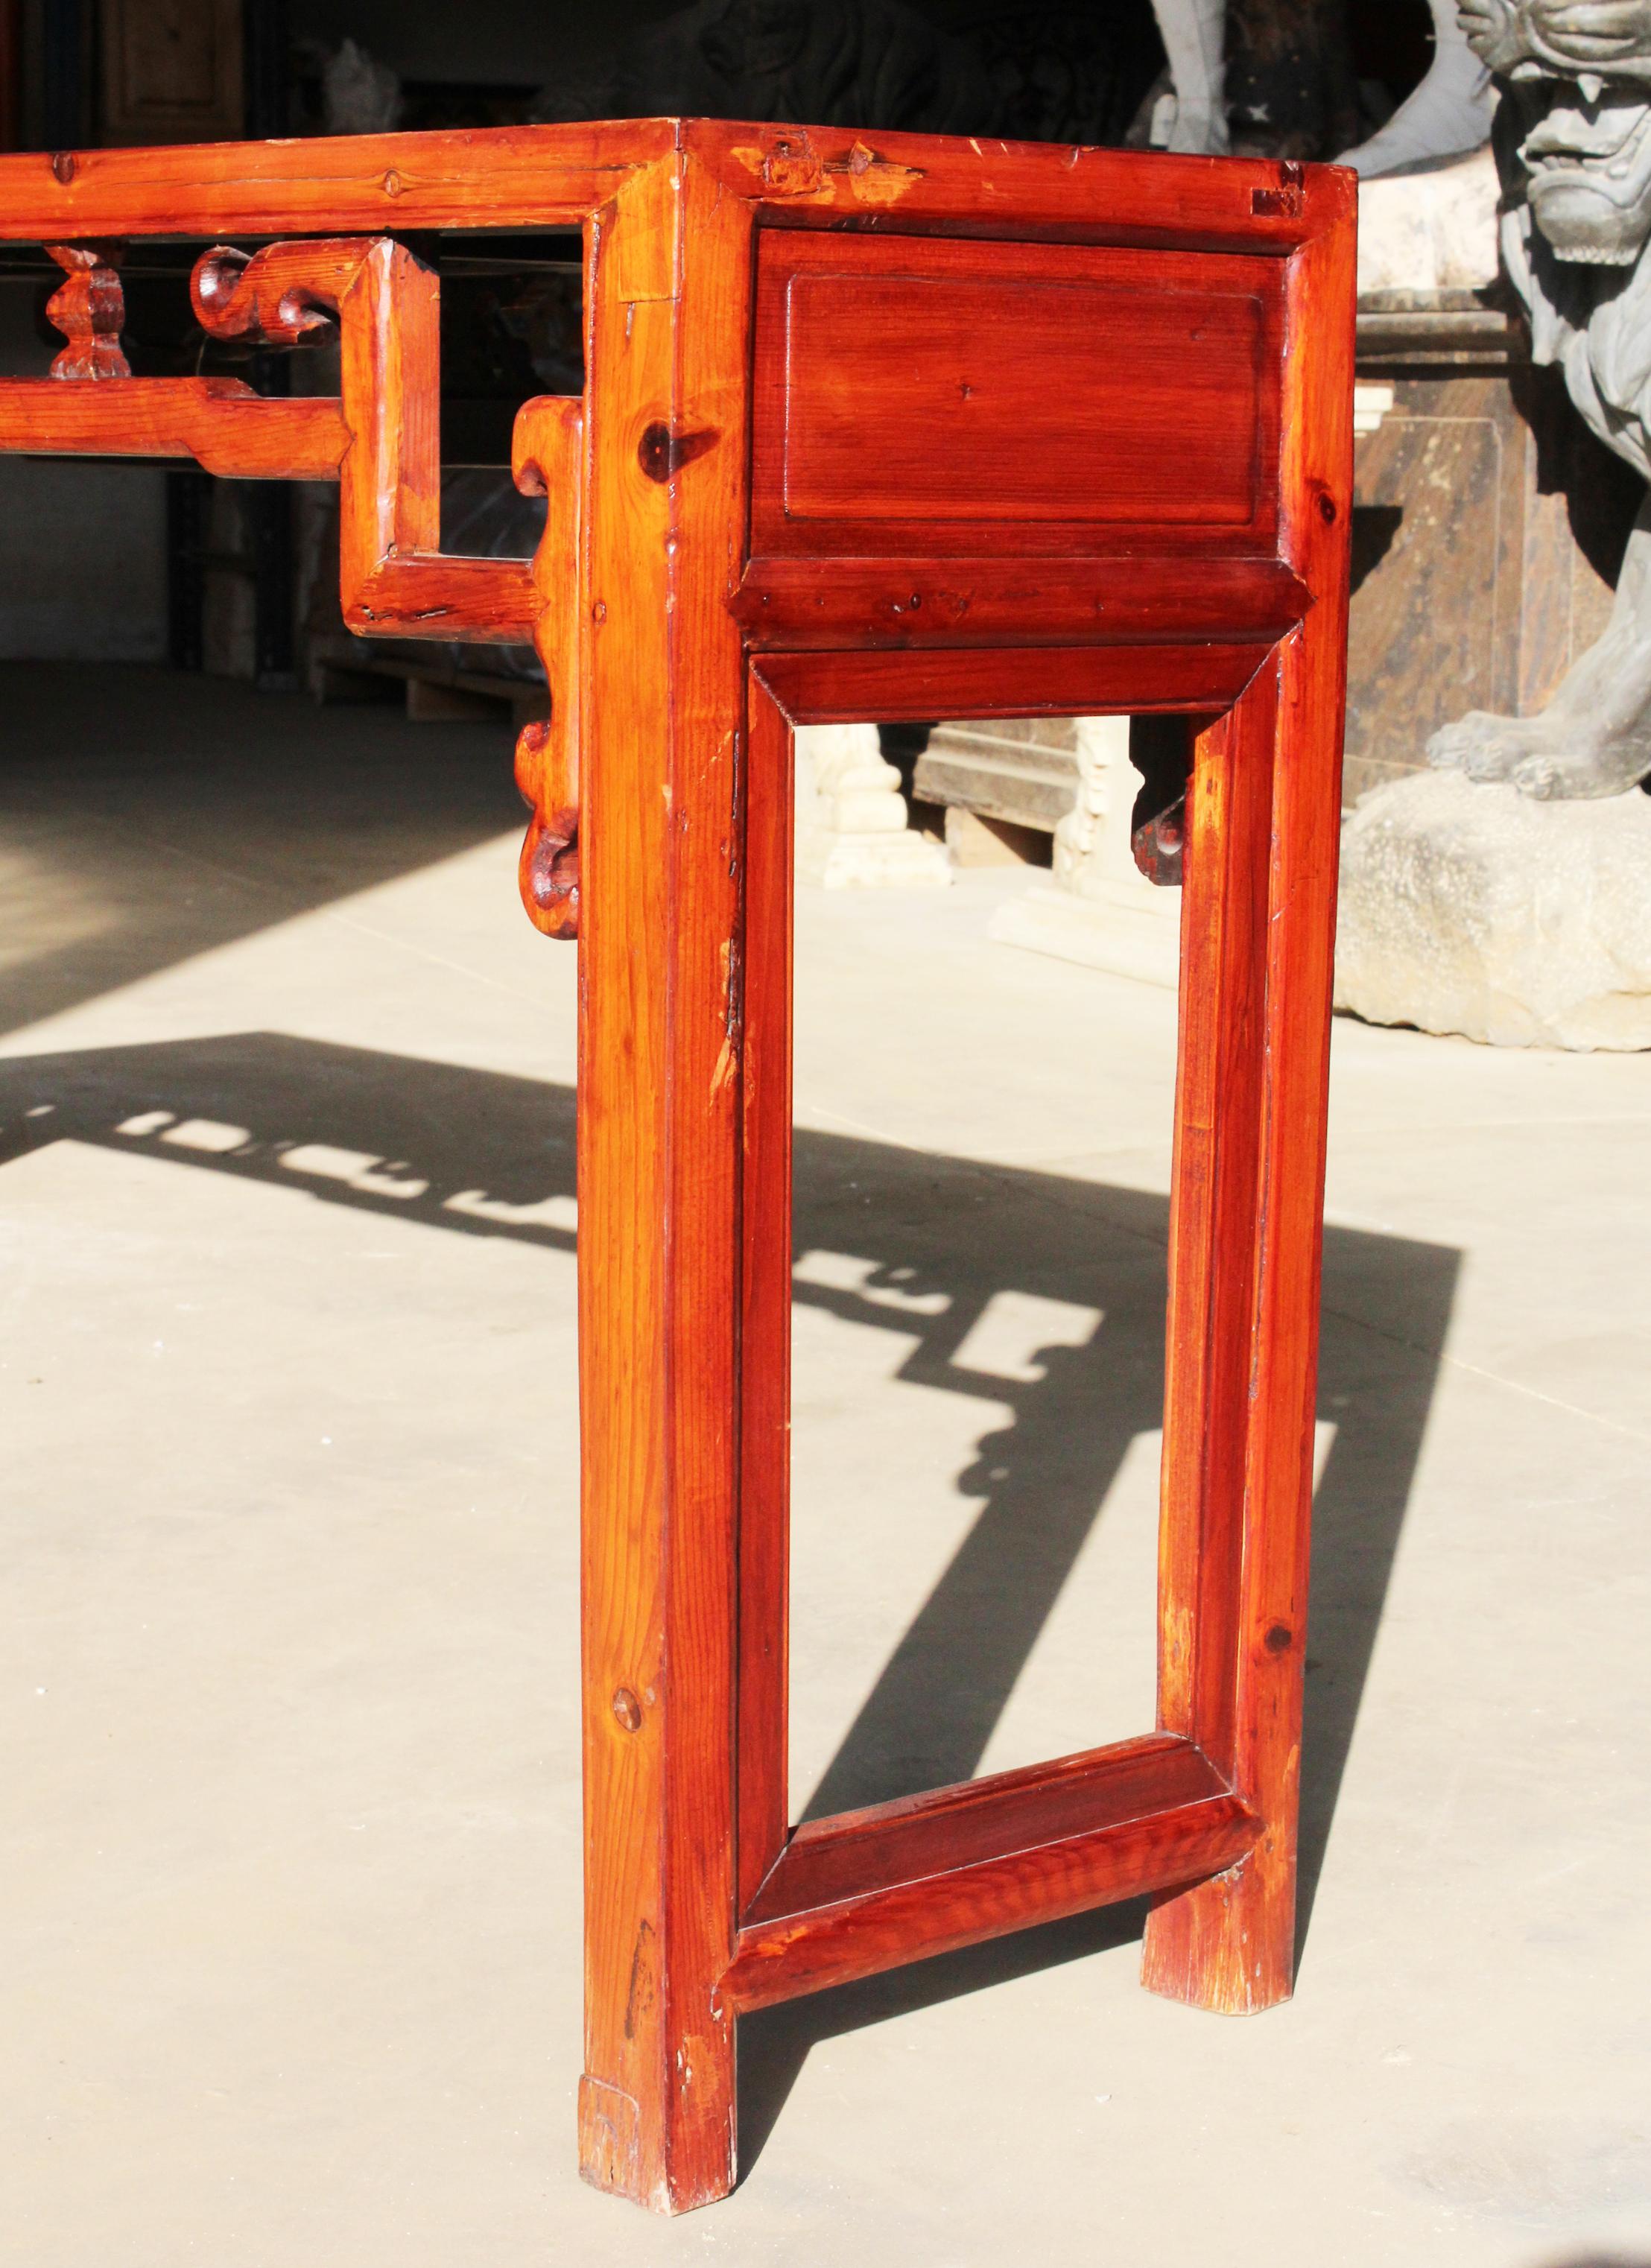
[573,153,755,2216]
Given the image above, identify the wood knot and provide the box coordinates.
[611,1688,643,1733]
[637,421,718,483]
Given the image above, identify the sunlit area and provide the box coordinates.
[3,0,1651,2255]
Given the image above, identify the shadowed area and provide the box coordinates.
[0,661,525,1041]
[0,1026,1457,2174]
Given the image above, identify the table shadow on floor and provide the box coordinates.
[0,1029,1460,2186]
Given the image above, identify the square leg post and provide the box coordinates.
[574,153,758,2212]
[1143,212,1355,2012]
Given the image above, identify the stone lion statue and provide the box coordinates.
[1430,0,1651,794]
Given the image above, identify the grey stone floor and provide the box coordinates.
[1,663,1647,2268]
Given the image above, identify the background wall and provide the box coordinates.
[0,280,166,662]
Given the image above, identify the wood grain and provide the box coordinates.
[686,118,1343,253]
[511,394,584,939]
[0,376,347,477]
[0,121,671,238]
[724,1793,1258,2014]
[574,149,755,2216]
[655,148,761,2212]
[737,677,795,1917]
[43,243,129,377]
[745,1733,1231,1926]
[1143,180,1357,2018]
[0,235,537,642]
[574,159,680,2216]
[754,642,1272,729]
[732,555,1309,650]
[1153,672,1279,1779]
[751,232,1279,556]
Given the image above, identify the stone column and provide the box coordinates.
[988,715,1181,986]
[794,722,950,889]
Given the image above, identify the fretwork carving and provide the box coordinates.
[44,244,130,380]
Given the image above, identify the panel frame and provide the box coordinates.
[729,635,1330,2033]
[749,227,1284,559]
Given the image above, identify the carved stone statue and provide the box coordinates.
[1429,0,1651,794]
[1144,1,1495,170]
[533,0,1159,146]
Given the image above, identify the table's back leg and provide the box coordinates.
[1142,209,1353,2014]
[574,154,756,2213]
[1141,658,1289,2010]
[1142,614,1340,2009]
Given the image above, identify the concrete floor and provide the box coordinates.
[2,662,1648,2268]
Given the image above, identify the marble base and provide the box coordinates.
[797,826,951,890]
[795,721,951,890]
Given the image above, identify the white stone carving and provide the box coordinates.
[1354,142,1501,296]
[1353,382,1396,439]
[794,722,950,890]
[1147,0,1228,154]
[1339,0,1494,177]
[989,716,1182,987]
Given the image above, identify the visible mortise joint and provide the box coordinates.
[1252,161,1305,220]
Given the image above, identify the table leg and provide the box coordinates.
[574,156,755,2215]
[1143,212,1353,2014]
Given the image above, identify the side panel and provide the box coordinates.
[750,231,1282,560]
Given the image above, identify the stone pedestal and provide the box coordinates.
[1346,303,1642,808]
[913,716,1079,834]
[989,715,1182,986]
[794,723,950,890]
[1336,770,1651,1050]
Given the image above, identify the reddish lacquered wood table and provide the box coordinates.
[0,120,1354,2214]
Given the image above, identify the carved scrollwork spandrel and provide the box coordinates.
[510,395,585,941]
[189,239,374,346]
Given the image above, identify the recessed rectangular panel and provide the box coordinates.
[785,276,1258,523]
[750,231,1282,560]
